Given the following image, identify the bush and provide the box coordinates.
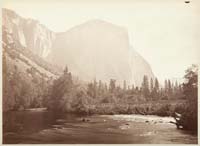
[154,104,172,116]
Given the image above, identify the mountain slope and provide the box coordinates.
[2,8,154,86]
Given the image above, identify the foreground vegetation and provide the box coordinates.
[3,62,198,132]
[47,64,198,132]
[175,65,198,131]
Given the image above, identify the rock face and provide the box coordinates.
[129,47,155,85]
[2,8,154,86]
[2,8,55,58]
[48,20,133,84]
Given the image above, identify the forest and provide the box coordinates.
[3,62,198,131]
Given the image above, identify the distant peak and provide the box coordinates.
[2,8,17,17]
[2,8,12,12]
[84,19,118,27]
[70,19,127,32]
[86,19,109,24]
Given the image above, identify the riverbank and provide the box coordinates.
[103,114,176,124]
[5,101,181,116]
[72,102,185,117]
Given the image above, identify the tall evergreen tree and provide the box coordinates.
[109,79,116,93]
[141,75,150,99]
[48,65,73,111]
[150,78,154,92]
[155,78,159,91]
[168,79,172,95]
[179,64,198,131]
[104,83,108,92]
[164,79,168,93]
[123,80,127,91]
[175,80,178,89]
[98,80,102,93]
[87,83,94,98]
[93,78,97,98]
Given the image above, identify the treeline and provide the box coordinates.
[140,75,183,101]
[45,66,184,116]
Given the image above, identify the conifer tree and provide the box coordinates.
[141,75,150,99]
[150,78,154,92]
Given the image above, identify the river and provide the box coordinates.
[3,110,197,144]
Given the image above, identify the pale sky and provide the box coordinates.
[2,0,200,83]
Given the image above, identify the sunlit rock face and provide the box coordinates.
[2,8,55,58]
[3,8,154,86]
[48,20,132,84]
[49,20,154,85]
[129,47,154,86]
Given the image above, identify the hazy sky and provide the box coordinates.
[2,0,200,83]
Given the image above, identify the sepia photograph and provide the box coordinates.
[1,0,199,144]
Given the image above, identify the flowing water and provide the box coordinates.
[3,109,197,144]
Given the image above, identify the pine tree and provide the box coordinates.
[123,80,127,91]
[87,82,94,98]
[179,64,198,131]
[150,77,160,100]
[98,80,102,92]
[171,81,174,94]
[164,79,168,93]
[98,80,104,97]
[150,78,154,92]
[109,79,116,93]
[104,83,108,92]
[93,78,97,98]
[49,65,73,111]
[141,75,150,99]
[175,80,178,89]
[168,79,172,95]
[155,78,159,92]
[64,65,68,74]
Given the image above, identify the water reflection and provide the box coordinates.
[3,110,198,144]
